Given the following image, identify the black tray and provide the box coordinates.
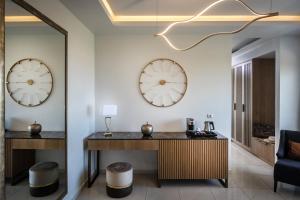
[186,131,218,138]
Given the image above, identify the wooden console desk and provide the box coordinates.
[5,131,65,185]
[87,132,228,188]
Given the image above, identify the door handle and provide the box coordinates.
[233,103,237,110]
[242,104,246,112]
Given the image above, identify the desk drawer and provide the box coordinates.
[88,140,159,150]
[11,139,65,150]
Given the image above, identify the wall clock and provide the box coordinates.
[139,58,187,107]
[6,58,53,107]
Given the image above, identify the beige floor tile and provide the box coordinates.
[276,183,300,200]
[242,188,284,200]
[211,188,250,200]
[180,187,215,200]
[146,187,180,200]
[258,175,274,189]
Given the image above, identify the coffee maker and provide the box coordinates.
[186,118,195,132]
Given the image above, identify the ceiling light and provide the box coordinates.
[5,16,41,22]
[155,0,279,51]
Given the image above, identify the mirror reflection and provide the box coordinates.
[5,0,66,199]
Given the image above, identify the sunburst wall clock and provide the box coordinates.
[6,58,53,107]
[139,58,187,107]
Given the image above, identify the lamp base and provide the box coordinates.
[104,131,112,137]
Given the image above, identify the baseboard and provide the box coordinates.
[65,179,87,200]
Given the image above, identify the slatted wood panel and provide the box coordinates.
[158,140,228,180]
[235,66,243,143]
[232,69,235,139]
[244,62,252,147]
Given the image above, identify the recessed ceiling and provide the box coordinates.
[106,0,300,16]
[5,0,41,22]
[100,0,300,23]
[61,0,300,51]
[5,0,60,34]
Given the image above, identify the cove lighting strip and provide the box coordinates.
[156,0,278,51]
[100,0,300,23]
[5,16,41,22]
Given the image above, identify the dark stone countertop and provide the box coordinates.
[5,131,65,139]
[87,132,227,140]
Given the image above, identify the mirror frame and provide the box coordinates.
[0,0,4,198]
[0,0,68,199]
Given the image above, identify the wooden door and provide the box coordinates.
[252,59,275,126]
[234,66,243,143]
[243,62,252,147]
[231,68,236,140]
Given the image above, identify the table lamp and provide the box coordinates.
[102,105,118,136]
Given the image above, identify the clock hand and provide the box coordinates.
[6,81,27,84]
[7,81,52,84]
[6,79,34,85]
[165,81,187,84]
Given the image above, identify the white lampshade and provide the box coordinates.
[102,105,118,116]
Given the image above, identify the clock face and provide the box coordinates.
[6,58,53,107]
[139,58,187,107]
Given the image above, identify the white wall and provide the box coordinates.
[5,31,66,168]
[26,1,95,199]
[279,36,300,131]
[95,34,232,170]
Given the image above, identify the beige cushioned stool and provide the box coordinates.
[106,162,133,198]
[29,162,59,197]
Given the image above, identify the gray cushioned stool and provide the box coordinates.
[106,162,133,198]
[29,162,59,197]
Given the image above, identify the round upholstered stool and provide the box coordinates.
[29,162,59,197]
[106,162,133,198]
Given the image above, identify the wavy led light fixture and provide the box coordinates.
[156,0,279,51]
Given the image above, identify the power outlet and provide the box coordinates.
[207,114,214,119]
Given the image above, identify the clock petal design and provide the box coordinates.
[139,58,187,107]
[6,58,53,107]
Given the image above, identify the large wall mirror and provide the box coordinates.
[2,0,67,199]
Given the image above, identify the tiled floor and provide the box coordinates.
[78,143,300,200]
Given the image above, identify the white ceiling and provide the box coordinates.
[5,0,33,16]
[5,0,62,34]
[60,0,300,50]
[108,0,300,16]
